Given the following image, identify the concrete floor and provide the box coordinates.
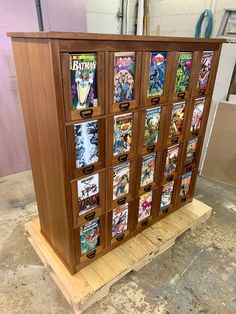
[0,171,235,314]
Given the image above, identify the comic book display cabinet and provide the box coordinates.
[8,32,224,274]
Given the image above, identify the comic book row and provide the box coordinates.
[69,51,213,110]
[79,169,194,256]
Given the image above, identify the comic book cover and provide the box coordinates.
[138,191,153,222]
[114,52,135,103]
[70,53,97,110]
[113,113,132,156]
[77,173,99,216]
[140,153,156,187]
[168,102,185,138]
[144,107,161,146]
[185,138,198,165]
[147,52,167,97]
[175,52,193,92]
[80,218,100,255]
[180,172,192,200]
[74,120,99,168]
[160,181,174,209]
[112,203,129,237]
[164,145,179,177]
[190,97,205,132]
[197,51,214,90]
[113,162,130,200]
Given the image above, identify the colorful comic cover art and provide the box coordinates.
[160,181,174,209]
[113,113,132,156]
[74,120,99,168]
[140,153,156,187]
[175,52,193,92]
[164,145,179,177]
[185,138,198,165]
[138,191,153,222]
[197,51,214,90]
[114,52,135,103]
[147,52,167,97]
[168,102,185,138]
[77,174,99,216]
[112,203,129,237]
[113,162,130,200]
[144,107,161,146]
[180,172,192,200]
[80,218,100,255]
[190,97,205,132]
[70,53,97,110]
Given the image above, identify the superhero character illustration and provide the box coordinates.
[175,52,192,92]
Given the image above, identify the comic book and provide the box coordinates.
[164,145,179,177]
[197,51,214,90]
[140,153,156,187]
[113,113,133,156]
[74,120,99,168]
[180,172,192,200]
[190,97,205,132]
[138,191,153,222]
[185,138,198,165]
[147,52,167,97]
[144,107,161,146]
[112,203,129,237]
[77,173,99,216]
[160,181,174,209]
[80,218,100,255]
[168,102,185,138]
[113,162,130,200]
[175,52,193,92]
[70,53,97,110]
[114,52,135,103]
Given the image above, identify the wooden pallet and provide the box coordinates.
[25,198,212,313]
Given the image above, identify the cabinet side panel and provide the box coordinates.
[11,38,76,272]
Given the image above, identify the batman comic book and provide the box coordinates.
[164,144,179,177]
[185,138,198,165]
[138,191,153,222]
[180,171,192,200]
[113,113,132,156]
[140,153,156,187]
[175,52,192,92]
[77,173,99,216]
[74,120,99,168]
[197,51,214,90]
[147,52,167,97]
[144,107,161,146]
[160,181,174,209]
[80,218,100,255]
[190,97,205,132]
[70,53,97,110]
[168,102,185,138]
[112,203,129,237]
[114,52,135,103]
[113,162,130,200]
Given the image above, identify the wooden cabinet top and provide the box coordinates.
[7,32,226,44]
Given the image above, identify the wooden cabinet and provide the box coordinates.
[8,32,224,274]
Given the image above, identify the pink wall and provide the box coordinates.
[0,0,86,177]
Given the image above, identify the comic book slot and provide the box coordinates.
[182,137,202,173]
[108,111,138,165]
[139,106,166,154]
[167,101,187,145]
[109,51,141,113]
[61,52,105,121]
[179,171,193,202]
[196,51,214,96]
[188,97,206,137]
[162,144,182,184]
[173,51,193,101]
[67,118,105,178]
[142,51,171,106]
[159,180,177,216]
[71,171,105,226]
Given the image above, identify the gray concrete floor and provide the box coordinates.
[0,171,235,314]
